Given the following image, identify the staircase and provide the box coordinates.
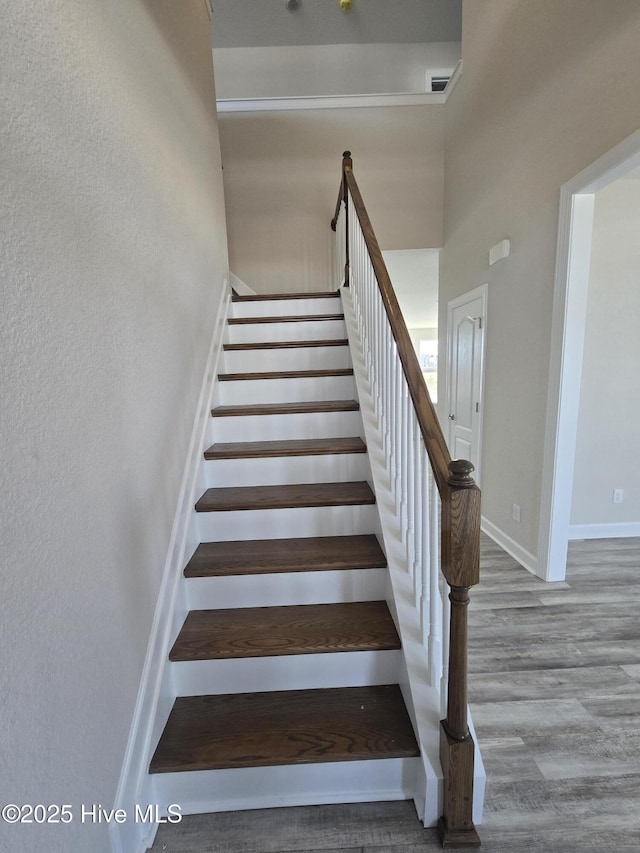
[147,289,426,819]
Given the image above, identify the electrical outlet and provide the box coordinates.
[613,489,624,504]
[512,503,521,522]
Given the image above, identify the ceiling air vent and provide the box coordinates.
[426,69,454,93]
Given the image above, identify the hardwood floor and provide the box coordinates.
[151,535,640,852]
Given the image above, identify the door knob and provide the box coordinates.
[448,414,455,420]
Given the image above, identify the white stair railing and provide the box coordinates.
[332,151,481,849]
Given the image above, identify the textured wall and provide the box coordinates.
[0,2,227,851]
[218,106,444,293]
[441,0,640,559]
[571,179,640,526]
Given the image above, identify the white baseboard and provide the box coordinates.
[481,517,539,578]
[109,282,231,853]
[568,522,640,540]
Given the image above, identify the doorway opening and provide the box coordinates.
[539,129,640,582]
[446,284,488,486]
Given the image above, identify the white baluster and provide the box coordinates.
[348,197,357,311]
[429,474,442,690]
[373,291,380,419]
[366,260,373,375]
[360,235,367,357]
[441,575,451,718]
[420,444,431,648]
[406,409,415,575]
[384,328,395,466]
[389,347,397,502]
[394,361,403,516]
[399,381,409,536]
[368,265,374,375]
[412,419,422,605]
[377,298,384,421]
[382,322,391,460]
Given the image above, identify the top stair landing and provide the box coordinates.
[226,289,347,349]
[231,290,341,319]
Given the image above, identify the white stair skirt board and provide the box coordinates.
[148,757,420,817]
[568,522,640,539]
[171,649,403,696]
[208,410,363,444]
[341,289,486,828]
[203,453,369,488]
[222,344,352,374]
[231,297,342,319]
[195,502,378,543]
[185,568,388,611]
[226,319,347,344]
[217,374,357,406]
[110,282,232,853]
[228,272,256,296]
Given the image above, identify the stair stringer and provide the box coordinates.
[110,279,233,853]
[341,287,486,828]
[229,271,256,296]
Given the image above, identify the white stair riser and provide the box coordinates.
[208,410,363,444]
[226,319,346,344]
[185,568,388,611]
[222,345,351,374]
[196,503,378,542]
[203,454,369,488]
[218,375,356,406]
[150,757,420,816]
[171,650,402,696]
[232,297,342,319]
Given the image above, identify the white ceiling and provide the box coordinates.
[211,0,462,48]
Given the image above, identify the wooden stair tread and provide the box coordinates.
[149,685,419,773]
[228,314,344,325]
[169,601,400,661]
[218,368,353,382]
[204,437,366,460]
[232,292,340,302]
[223,339,349,351]
[211,400,360,418]
[184,534,386,578]
[195,481,375,513]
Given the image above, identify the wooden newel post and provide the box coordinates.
[438,459,482,849]
[342,150,352,286]
[330,151,352,287]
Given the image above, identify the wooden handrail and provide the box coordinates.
[344,166,451,496]
[333,152,481,849]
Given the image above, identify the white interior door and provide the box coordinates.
[447,286,487,483]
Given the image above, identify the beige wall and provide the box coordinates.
[218,106,444,293]
[441,0,640,560]
[571,178,640,527]
[382,249,440,330]
[0,2,228,851]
